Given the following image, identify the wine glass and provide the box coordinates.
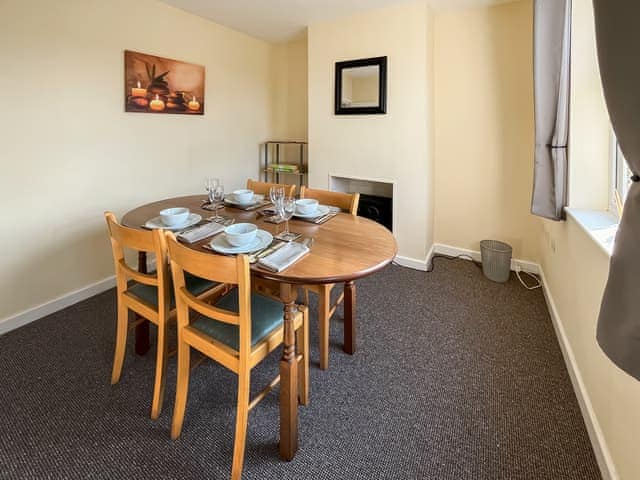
[270,185,284,205]
[270,186,285,218]
[279,196,297,239]
[205,177,219,204]
[212,184,225,221]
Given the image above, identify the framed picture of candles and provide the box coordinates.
[124,50,205,115]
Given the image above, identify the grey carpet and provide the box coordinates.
[0,259,601,479]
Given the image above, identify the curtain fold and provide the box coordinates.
[532,0,571,220]
[593,0,640,380]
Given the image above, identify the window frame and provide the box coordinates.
[609,129,632,218]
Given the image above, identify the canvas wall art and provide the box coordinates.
[124,50,205,115]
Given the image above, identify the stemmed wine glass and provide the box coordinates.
[211,183,225,221]
[205,177,219,204]
[269,186,285,213]
[278,196,297,240]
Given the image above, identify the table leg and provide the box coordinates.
[343,281,356,355]
[135,251,151,356]
[279,283,298,461]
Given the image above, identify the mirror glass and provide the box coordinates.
[340,65,380,108]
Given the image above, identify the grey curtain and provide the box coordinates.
[594,1,640,380]
[532,0,571,220]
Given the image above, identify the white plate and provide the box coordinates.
[209,229,273,254]
[225,193,264,207]
[145,213,202,231]
[292,204,330,219]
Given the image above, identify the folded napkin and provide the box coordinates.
[258,241,309,272]
[177,222,224,243]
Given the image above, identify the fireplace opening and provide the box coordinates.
[329,175,394,232]
[358,193,392,231]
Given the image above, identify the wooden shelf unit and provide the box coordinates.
[262,140,308,191]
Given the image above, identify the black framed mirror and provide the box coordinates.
[335,56,387,115]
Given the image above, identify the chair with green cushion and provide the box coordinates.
[104,212,224,420]
[165,232,309,480]
[128,272,216,309]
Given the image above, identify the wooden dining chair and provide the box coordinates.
[104,212,223,420]
[299,186,360,370]
[246,178,296,198]
[165,232,309,480]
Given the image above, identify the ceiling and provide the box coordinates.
[160,0,517,42]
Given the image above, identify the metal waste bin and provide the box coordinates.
[480,240,512,283]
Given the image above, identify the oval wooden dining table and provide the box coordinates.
[122,194,397,461]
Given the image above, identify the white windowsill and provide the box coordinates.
[564,207,618,257]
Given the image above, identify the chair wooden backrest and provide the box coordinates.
[246,179,296,198]
[299,186,360,215]
[165,232,252,357]
[104,212,171,316]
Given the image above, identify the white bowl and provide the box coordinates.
[296,199,319,215]
[233,189,254,204]
[159,207,190,227]
[224,223,258,247]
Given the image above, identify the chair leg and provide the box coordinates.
[150,322,168,420]
[318,285,331,370]
[111,302,128,384]
[231,370,251,480]
[171,338,191,440]
[297,307,309,406]
[303,287,310,306]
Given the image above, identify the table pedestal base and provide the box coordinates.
[279,283,298,461]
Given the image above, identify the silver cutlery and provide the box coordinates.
[249,241,285,263]
[313,212,336,224]
[176,224,202,236]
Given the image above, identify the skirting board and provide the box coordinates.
[538,267,617,480]
[0,276,116,336]
[394,244,434,271]
[394,243,539,274]
[432,243,540,274]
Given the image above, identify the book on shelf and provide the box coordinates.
[268,163,300,173]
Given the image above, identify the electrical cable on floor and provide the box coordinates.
[515,269,542,290]
[392,253,482,271]
[394,253,543,290]
[426,254,480,272]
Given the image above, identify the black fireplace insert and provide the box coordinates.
[357,193,392,231]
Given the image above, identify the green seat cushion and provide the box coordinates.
[191,290,284,351]
[128,272,217,309]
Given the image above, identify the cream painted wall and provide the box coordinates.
[270,32,309,186]
[0,0,274,320]
[271,32,308,141]
[433,0,541,261]
[568,0,611,211]
[308,1,434,262]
